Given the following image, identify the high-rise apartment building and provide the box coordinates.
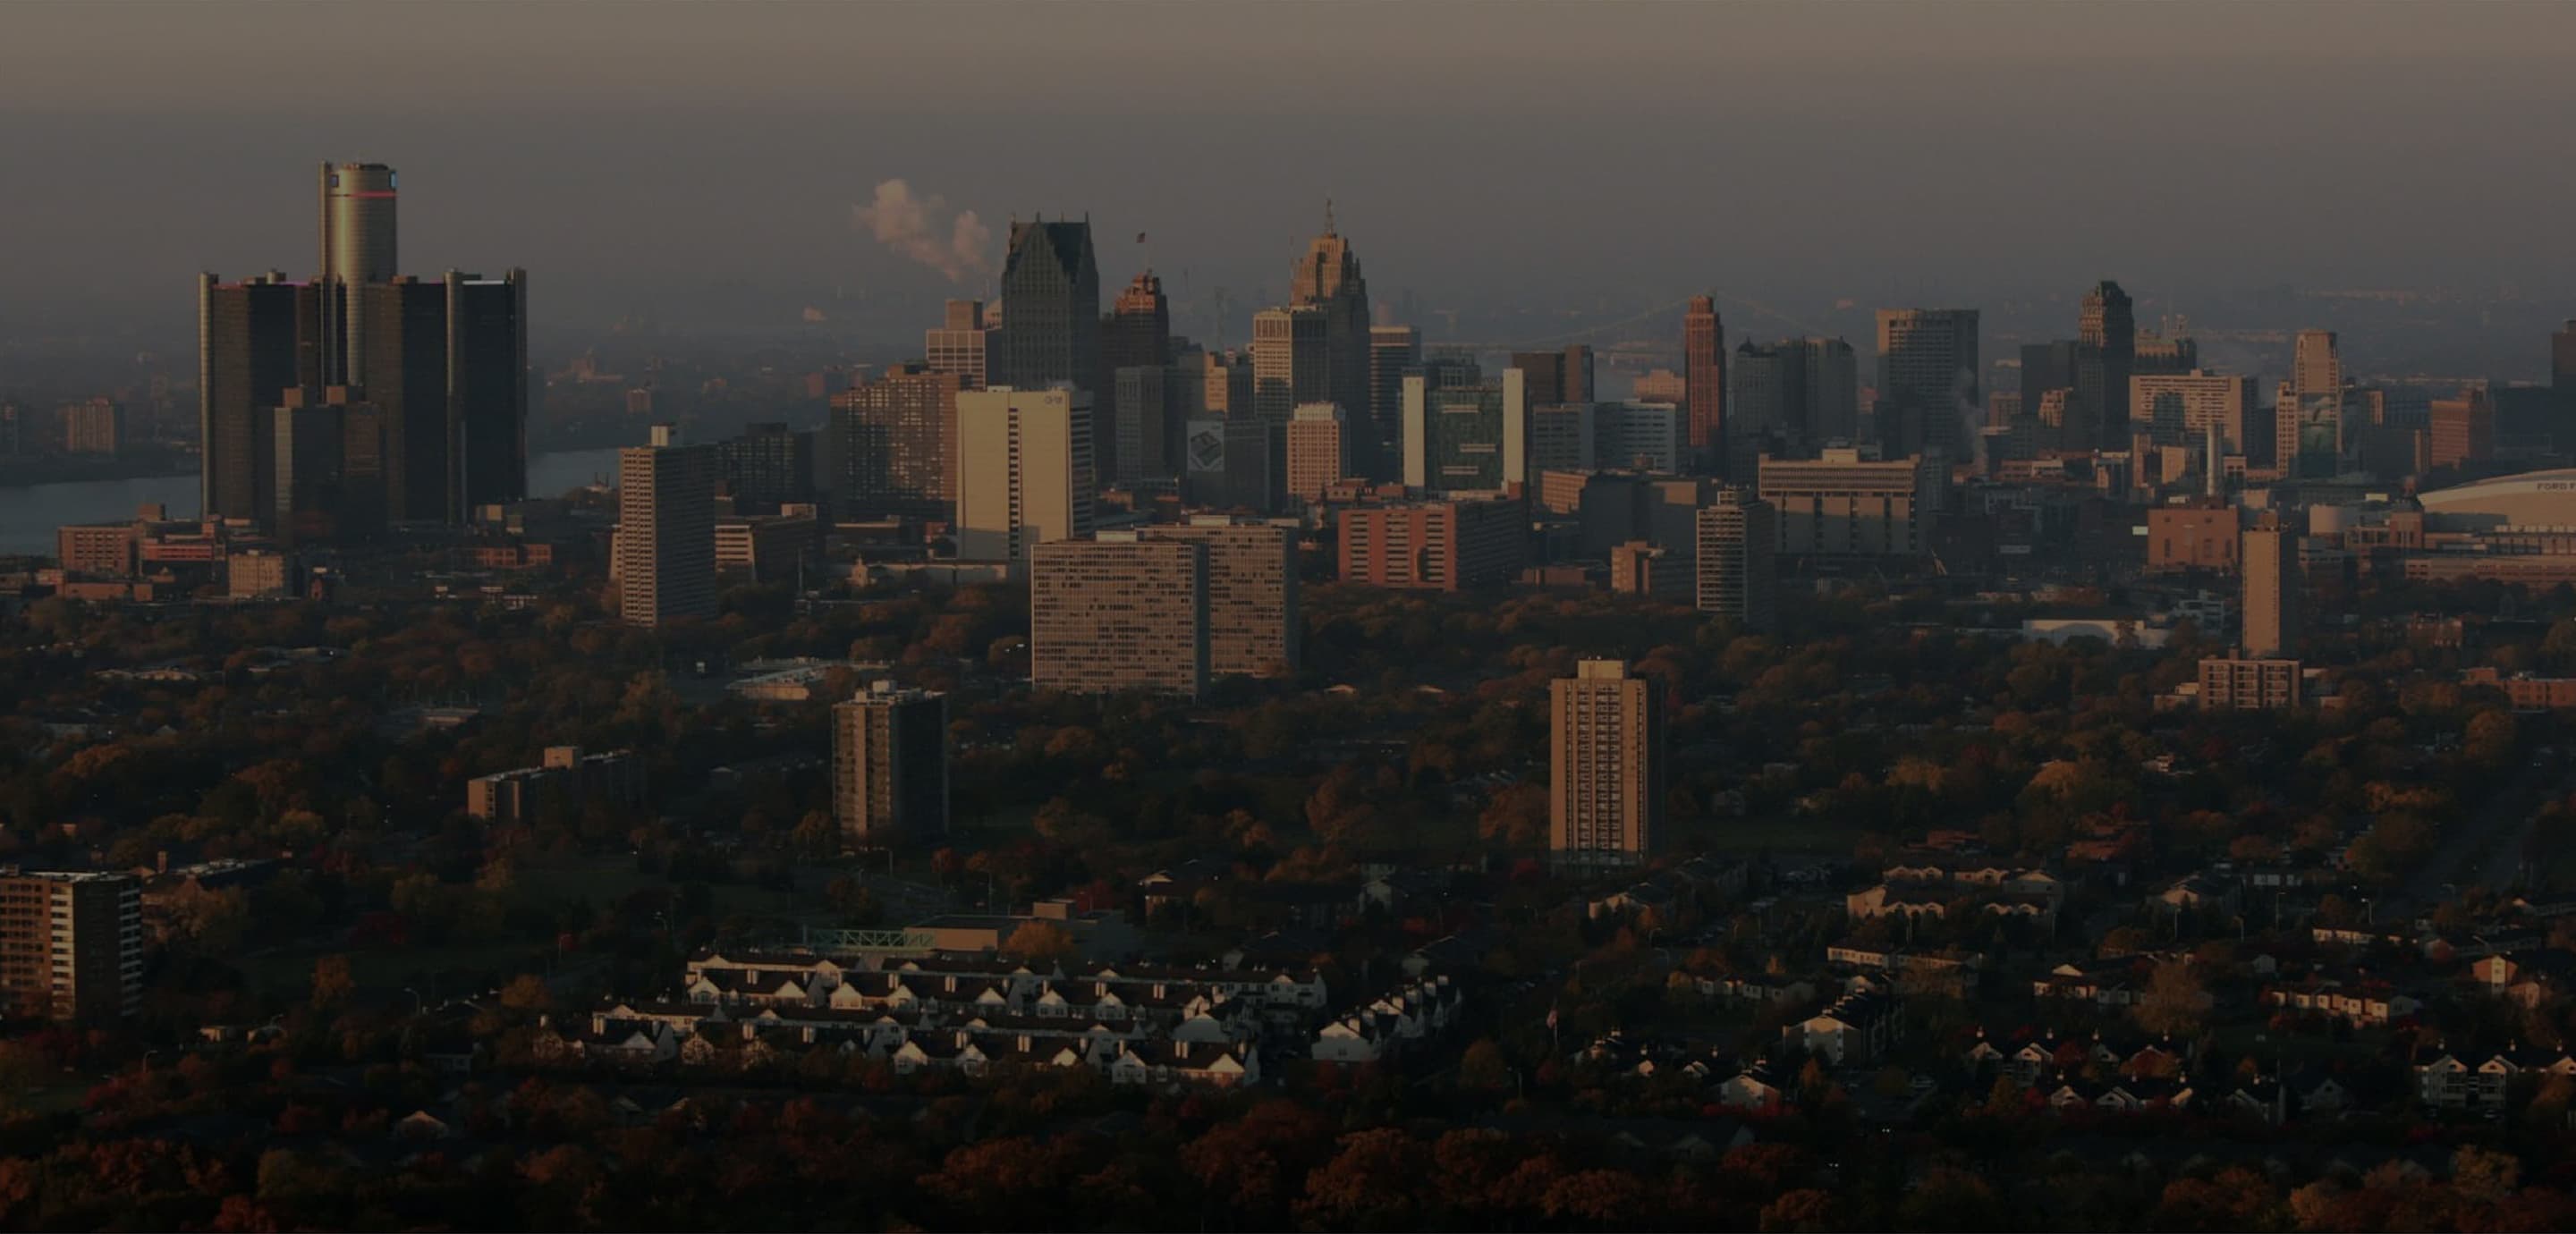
[1288,208,1372,444]
[1337,497,1526,591]
[617,426,719,626]
[1252,306,1332,423]
[1402,369,1529,493]
[1030,533,1208,697]
[996,219,1100,396]
[60,398,123,455]
[833,682,949,850]
[954,385,1094,570]
[1142,516,1299,678]
[317,161,397,386]
[0,871,141,1023]
[1875,308,1979,459]
[1758,448,1936,559]
[1549,660,1662,866]
[2070,281,2135,453]
[1695,487,1777,632]
[1684,296,1725,467]
[2198,657,2303,711]
[1285,403,1349,503]
[716,421,816,514]
[1366,325,1420,479]
[199,273,322,521]
[925,299,991,390]
[2241,523,2300,658]
[830,363,962,518]
[2131,370,2256,452]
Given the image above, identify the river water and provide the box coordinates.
[0,447,624,556]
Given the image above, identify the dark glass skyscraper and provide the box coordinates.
[996,219,1101,393]
[447,270,530,514]
[2072,280,2135,452]
[198,273,322,521]
[359,278,451,524]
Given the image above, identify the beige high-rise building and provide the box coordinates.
[617,425,718,626]
[1549,660,1662,866]
[2241,523,2300,658]
[2278,329,2343,475]
[1696,487,1777,632]
[833,682,949,850]
[926,299,990,389]
[1030,533,1208,697]
[0,870,141,1023]
[1285,402,1349,503]
[1141,516,1299,678]
[955,385,1094,571]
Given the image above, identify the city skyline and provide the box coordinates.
[5,4,2576,343]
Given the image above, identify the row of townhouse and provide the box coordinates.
[2415,1045,2576,1114]
[1845,863,2063,927]
[1309,976,1464,1063]
[682,949,1329,1023]
[530,1002,1264,1087]
[2261,978,2427,1028]
[2040,1077,2196,1114]
[1965,1030,2186,1088]
[1782,989,1902,1065]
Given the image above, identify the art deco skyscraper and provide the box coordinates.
[1550,659,1663,866]
[833,682,949,850]
[318,162,397,386]
[1684,296,1724,467]
[617,425,718,627]
[1289,204,1372,434]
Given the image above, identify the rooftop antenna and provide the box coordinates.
[1324,197,1336,236]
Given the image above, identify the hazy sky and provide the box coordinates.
[5,2,2574,341]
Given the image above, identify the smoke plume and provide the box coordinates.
[853,179,992,282]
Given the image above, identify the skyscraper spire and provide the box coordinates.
[1323,198,1336,237]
